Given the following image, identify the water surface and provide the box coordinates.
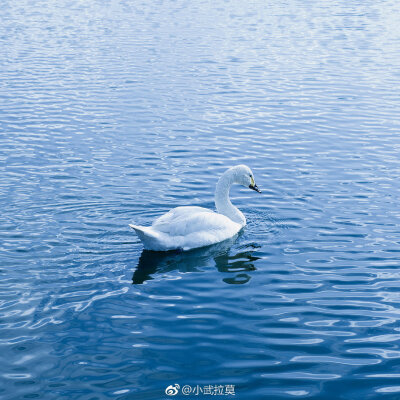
[1,1,400,399]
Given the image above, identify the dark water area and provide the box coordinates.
[1,0,400,399]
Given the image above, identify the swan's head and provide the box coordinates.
[231,165,261,193]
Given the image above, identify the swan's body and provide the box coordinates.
[130,206,242,251]
[130,165,261,251]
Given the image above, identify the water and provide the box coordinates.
[1,0,400,398]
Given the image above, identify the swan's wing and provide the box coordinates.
[152,206,237,237]
[152,206,209,229]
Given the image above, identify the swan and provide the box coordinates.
[129,164,261,251]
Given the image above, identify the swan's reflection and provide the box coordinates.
[132,236,261,284]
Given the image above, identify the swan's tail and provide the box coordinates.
[129,224,163,250]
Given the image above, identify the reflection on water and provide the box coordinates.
[132,236,260,284]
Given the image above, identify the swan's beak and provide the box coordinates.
[249,183,261,193]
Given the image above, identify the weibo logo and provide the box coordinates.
[165,384,180,396]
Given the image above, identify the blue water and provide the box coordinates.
[1,1,400,399]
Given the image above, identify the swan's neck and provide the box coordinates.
[215,170,246,226]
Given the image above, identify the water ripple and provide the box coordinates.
[1,0,400,399]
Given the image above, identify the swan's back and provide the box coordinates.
[153,207,218,235]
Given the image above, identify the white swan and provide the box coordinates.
[129,165,261,251]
